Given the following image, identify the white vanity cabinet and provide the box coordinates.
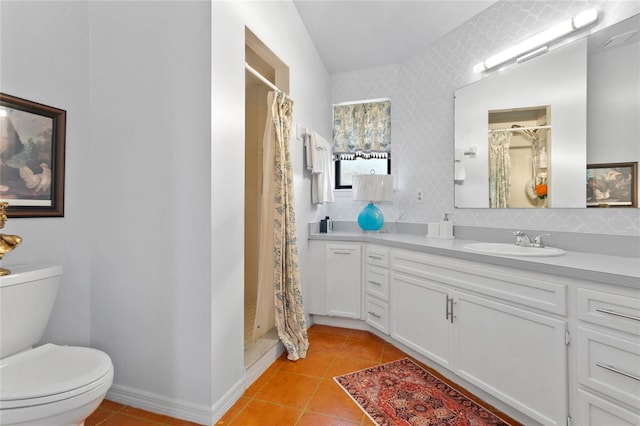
[364,245,390,333]
[574,285,640,426]
[307,240,362,319]
[390,249,569,426]
[307,233,639,426]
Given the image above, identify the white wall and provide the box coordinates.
[1,0,214,421]
[329,0,640,236]
[0,1,93,347]
[2,0,331,423]
[88,1,213,414]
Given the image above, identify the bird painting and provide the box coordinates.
[19,162,51,194]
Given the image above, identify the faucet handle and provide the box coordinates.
[513,231,532,246]
[533,233,551,248]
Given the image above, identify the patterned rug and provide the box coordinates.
[334,358,516,426]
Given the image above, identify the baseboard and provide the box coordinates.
[245,340,286,386]
[310,315,369,330]
[211,378,246,424]
[106,384,214,425]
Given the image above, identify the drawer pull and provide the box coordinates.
[596,363,640,381]
[368,280,382,286]
[596,308,640,322]
[333,251,352,255]
[368,311,381,319]
[368,255,383,260]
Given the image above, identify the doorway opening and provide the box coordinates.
[244,28,289,369]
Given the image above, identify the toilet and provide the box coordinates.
[0,265,114,426]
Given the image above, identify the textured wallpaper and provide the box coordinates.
[328,0,640,236]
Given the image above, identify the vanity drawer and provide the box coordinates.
[366,266,390,301]
[365,296,389,334]
[391,249,567,316]
[366,245,390,268]
[577,288,640,336]
[576,389,640,426]
[577,327,640,409]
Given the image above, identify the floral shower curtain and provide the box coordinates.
[489,130,512,208]
[264,91,308,360]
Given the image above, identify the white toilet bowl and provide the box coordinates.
[0,265,114,425]
[0,343,114,426]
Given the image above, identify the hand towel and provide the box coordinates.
[305,131,334,204]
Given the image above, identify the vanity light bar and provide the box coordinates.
[473,8,598,73]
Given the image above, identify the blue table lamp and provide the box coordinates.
[352,173,394,232]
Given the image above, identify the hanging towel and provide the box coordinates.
[305,131,334,204]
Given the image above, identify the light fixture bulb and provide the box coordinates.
[573,9,598,29]
[473,8,598,73]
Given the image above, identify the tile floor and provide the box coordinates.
[88,324,514,426]
[85,399,200,426]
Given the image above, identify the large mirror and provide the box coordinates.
[454,14,639,208]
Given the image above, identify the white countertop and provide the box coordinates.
[309,231,640,288]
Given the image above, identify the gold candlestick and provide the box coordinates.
[0,202,22,276]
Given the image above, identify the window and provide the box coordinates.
[335,157,391,189]
[333,99,391,189]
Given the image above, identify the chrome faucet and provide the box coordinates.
[513,231,533,247]
[514,231,551,248]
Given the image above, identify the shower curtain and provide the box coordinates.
[489,130,512,208]
[257,91,308,360]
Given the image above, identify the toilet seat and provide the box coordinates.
[0,343,113,410]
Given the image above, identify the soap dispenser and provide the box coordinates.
[320,217,328,233]
[439,213,454,238]
[539,147,548,169]
[320,216,333,233]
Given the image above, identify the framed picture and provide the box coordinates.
[0,93,66,217]
[587,162,638,208]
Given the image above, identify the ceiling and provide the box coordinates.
[293,0,499,73]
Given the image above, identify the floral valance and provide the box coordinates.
[333,100,391,160]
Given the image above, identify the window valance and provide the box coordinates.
[333,100,391,160]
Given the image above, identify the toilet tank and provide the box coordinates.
[0,264,63,358]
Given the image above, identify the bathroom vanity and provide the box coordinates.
[306,228,640,426]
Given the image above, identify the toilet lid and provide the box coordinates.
[0,343,113,403]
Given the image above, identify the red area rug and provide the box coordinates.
[334,358,516,426]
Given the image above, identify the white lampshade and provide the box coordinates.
[352,174,394,202]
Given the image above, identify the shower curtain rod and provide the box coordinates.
[245,62,288,95]
[488,125,551,132]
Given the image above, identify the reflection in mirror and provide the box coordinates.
[587,14,639,207]
[488,107,551,208]
[454,38,586,208]
[455,13,640,209]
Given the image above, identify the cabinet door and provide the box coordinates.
[326,244,362,318]
[454,291,568,426]
[306,240,328,315]
[390,272,453,369]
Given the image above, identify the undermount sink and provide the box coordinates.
[463,242,566,257]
